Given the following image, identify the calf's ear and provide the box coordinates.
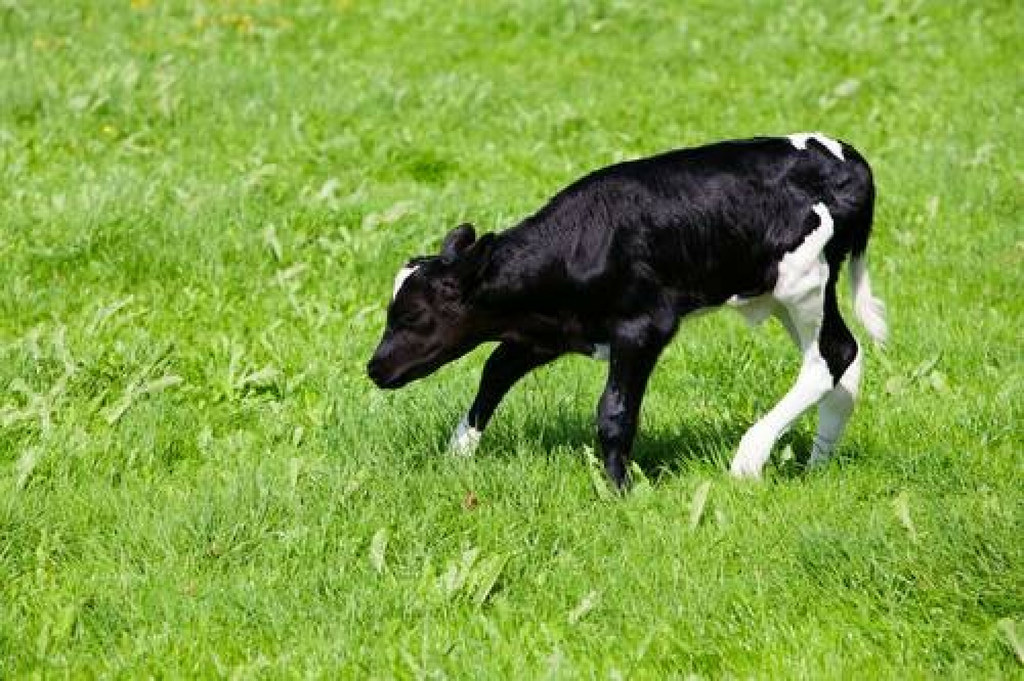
[441,223,476,262]
[455,233,495,283]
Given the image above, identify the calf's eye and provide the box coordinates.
[398,310,430,328]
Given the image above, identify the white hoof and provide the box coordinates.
[729,455,764,479]
[449,417,481,457]
[730,428,773,478]
[807,435,835,468]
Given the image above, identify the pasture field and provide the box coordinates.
[1,0,1021,677]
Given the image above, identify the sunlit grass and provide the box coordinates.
[1,0,1021,676]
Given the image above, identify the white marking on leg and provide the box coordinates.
[392,264,420,299]
[731,204,835,478]
[449,415,482,456]
[809,346,863,466]
[787,132,845,160]
[591,343,610,361]
[731,341,834,478]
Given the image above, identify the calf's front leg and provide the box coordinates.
[596,333,668,488]
[450,341,559,454]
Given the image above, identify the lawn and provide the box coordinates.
[1,0,1021,677]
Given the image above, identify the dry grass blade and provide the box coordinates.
[568,590,600,625]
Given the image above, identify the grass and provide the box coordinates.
[1,0,1021,677]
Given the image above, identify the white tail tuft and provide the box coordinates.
[849,255,888,345]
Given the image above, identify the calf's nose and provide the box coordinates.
[367,357,385,385]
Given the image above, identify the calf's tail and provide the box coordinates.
[849,254,887,345]
[839,150,888,346]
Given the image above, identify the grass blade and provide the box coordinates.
[568,590,600,625]
[997,618,1024,666]
[689,481,712,530]
[892,492,918,543]
[628,461,653,498]
[584,446,615,501]
[369,528,388,575]
[471,554,509,607]
[15,446,41,491]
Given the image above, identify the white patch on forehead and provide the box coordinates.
[787,132,845,160]
[392,264,420,299]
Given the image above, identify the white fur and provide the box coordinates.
[788,132,845,161]
[850,255,888,344]
[731,204,836,478]
[772,203,832,322]
[808,347,863,466]
[727,294,776,326]
[725,204,833,331]
[731,344,834,477]
[449,416,482,456]
[392,265,419,299]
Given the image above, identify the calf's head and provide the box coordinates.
[367,223,494,389]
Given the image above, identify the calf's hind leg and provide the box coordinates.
[730,311,833,478]
[808,285,862,466]
[773,304,863,467]
[731,203,838,478]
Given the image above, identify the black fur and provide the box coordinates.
[367,135,876,487]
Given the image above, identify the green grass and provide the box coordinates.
[1,0,1021,677]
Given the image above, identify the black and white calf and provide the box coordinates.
[367,133,887,486]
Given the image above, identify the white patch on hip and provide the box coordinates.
[717,204,835,332]
[449,415,482,456]
[772,202,833,319]
[787,132,845,161]
[392,264,420,299]
[591,343,610,361]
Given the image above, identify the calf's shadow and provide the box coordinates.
[466,408,849,482]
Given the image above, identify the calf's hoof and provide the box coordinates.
[448,418,482,457]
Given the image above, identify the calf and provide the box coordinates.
[367,133,887,486]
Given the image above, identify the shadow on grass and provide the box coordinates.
[455,408,869,483]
